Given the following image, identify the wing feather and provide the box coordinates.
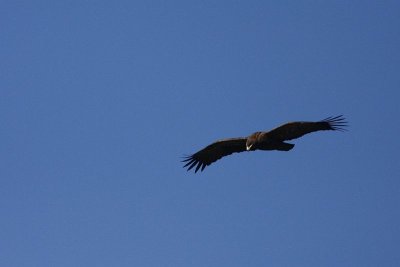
[267,115,348,141]
[182,137,247,172]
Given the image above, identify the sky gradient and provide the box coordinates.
[1,1,400,266]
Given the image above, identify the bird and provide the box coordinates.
[182,115,347,173]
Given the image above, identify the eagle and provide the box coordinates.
[182,115,347,173]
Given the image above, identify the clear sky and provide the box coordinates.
[1,1,400,266]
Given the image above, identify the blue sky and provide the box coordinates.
[1,1,400,266]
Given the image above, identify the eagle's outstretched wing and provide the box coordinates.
[182,137,247,173]
[267,115,347,141]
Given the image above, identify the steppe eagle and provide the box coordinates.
[182,115,347,173]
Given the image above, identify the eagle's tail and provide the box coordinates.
[276,142,295,151]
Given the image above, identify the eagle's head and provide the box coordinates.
[246,136,256,151]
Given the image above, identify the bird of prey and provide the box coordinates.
[182,115,347,173]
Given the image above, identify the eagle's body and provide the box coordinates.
[182,115,347,173]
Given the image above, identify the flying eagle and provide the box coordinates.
[182,115,347,173]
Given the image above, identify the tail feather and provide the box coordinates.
[276,142,295,151]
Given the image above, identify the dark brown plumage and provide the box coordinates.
[182,115,347,173]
